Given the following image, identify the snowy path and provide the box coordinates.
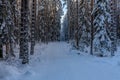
[1,42,120,80]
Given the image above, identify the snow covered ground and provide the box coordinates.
[0,42,120,80]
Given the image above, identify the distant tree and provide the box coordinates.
[67,0,76,41]
[62,13,68,41]
[67,0,87,51]
[37,0,62,42]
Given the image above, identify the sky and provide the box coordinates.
[60,0,67,23]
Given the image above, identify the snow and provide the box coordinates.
[0,42,120,80]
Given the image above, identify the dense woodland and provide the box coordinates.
[0,0,120,64]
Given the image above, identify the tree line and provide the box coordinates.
[66,0,120,56]
[0,0,62,64]
[0,0,120,64]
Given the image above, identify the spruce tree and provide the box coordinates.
[93,0,111,56]
[109,0,117,56]
[5,0,15,59]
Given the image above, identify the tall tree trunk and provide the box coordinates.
[75,0,79,50]
[20,0,29,64]
[75,0,84,50]
[30,0,36,55]
[90,0,94,55]
[0,45,3,58]
[0,0,3,58]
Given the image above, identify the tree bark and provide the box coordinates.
[20,0,29,64]
[90,0,94,55]
[30,0,36,55]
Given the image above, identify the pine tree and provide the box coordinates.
[67,0,76,41]
[0,0,17,59]
[37,0,61,42]
[78,0,91,52]
[14,0,21,44]
[93,0,112,56]
[37,0,45,42]
[109,0,117,56]
[4,0,15,59]
[62,13,68,41]
[74,0,84,50]
[37,0,48,43]
[67,0,85,50]
[50,0,61,41]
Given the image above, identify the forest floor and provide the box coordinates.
[0,42,120,80]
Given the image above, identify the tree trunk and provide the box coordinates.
[20,0,29,64]
[109,0,117,56]
[0,0,3,58]
[0,45,3,58]
[30,0,36,55]
[90,0,94,55]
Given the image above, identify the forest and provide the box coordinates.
[0,0,120,80]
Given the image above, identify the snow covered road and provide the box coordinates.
[1,42,120,80]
